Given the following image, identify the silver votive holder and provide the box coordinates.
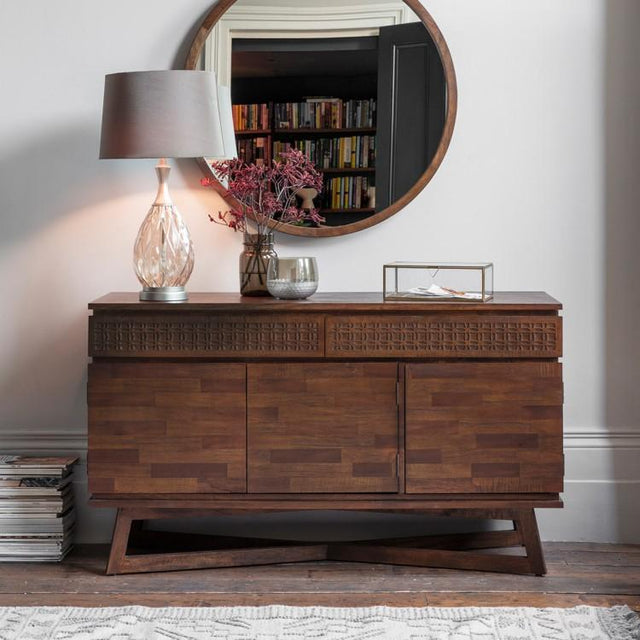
[267,257,319,300]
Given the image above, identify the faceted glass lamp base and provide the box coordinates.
[139,286,188,302]
[133,160,194,303]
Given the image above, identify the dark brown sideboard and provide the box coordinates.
[87,292,563,575]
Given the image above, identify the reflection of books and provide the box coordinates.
[0,456,77,477]
[407,284,483,301]
[305,97,341,103]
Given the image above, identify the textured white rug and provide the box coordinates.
[0,605,638,640]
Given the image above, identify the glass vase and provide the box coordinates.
[240,232,277,296]
[267,257,319,300]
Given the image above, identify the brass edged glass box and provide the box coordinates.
[383,262,494,302]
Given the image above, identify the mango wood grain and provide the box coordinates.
[90,498,563,511]
[89,363,247,495]
[354,530,523,550]
[89,291,562,312]
[405,362,564,494]
[516,509,546,575]
[328,545,533,574]
[247,362,399,493]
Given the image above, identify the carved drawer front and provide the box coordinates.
[89,313,324,358]
[88,363,246,495]
[405,362,563,494]
[247,362,399,493]
[326,314,562,358]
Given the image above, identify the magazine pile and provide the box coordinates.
[0,456,77,561]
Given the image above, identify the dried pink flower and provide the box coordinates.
[205,149,324,235]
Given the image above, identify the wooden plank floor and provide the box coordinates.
[0,543,638,610]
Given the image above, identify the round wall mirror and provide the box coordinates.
[185,0,457,237]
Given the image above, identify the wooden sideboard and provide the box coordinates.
[87,292,563,575]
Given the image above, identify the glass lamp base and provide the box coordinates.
[134,160,194,303]
[139,286,188,302]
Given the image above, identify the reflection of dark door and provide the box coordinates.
[376,22,446,211]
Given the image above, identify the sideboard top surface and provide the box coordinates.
[89,291,561,313]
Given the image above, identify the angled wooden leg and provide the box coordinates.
[104,508,329,575]
[515,509,546,576]
[328,542,533,574]
[114,543,329,574]
[106,508,134,575]
[103,508,548,575]
[328,510,547,576]
[351,529,522,551]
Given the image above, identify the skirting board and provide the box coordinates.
[1,429,639,544]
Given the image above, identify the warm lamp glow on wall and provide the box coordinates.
[99,70,235,302]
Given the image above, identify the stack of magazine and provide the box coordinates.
[0,456,77,562]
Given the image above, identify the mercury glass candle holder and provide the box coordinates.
[267,257,319,300]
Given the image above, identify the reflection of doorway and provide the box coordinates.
[204,3,417,86]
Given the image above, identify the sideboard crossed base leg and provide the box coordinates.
[105,508,546,576]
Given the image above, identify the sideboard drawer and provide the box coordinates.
[89,313,324,358]
[326,314,562,358]
[88,362,247,494]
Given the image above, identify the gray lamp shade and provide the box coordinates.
[99,70,226,159]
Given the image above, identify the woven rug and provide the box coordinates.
[0,605,638,640]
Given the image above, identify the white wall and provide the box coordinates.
[0,0,638,543]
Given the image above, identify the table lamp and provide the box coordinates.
[99,70,228,302]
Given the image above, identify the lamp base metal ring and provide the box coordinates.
[139,286,188,302]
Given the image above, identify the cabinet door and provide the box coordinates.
[248,363,399,493]
[406,363,563,494]
[88,363,246,494]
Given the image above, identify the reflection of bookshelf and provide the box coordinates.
[232,100,377,221]
[235,132,272,166]
[275,128,375,135]
[233,104,272,166]
[323,168,375,175]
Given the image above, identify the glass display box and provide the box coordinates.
[383,262,494,302]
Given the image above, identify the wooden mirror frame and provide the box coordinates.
[185,0,457,238]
